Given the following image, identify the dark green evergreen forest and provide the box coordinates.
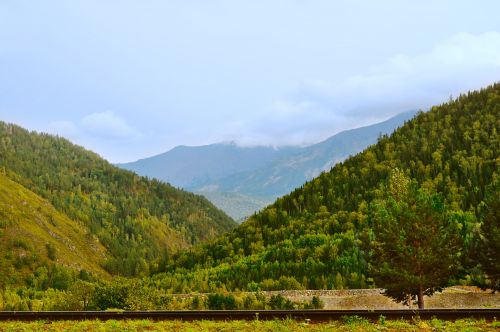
[154,83,499,293]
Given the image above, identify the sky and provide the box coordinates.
[1,1,500,163]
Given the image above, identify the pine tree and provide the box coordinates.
[370,169,463,308]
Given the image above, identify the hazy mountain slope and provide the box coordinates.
[157,83,499,293]
[118,112,415,220]
[195,111,417,198]
[197,191,275,222]
[0,173,109,287]
[0,122,236,276]
[118,143,302,188]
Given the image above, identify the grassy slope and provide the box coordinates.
[0,173,109,284]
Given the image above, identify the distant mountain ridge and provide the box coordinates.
[195,110,418,198]
[118,143,302,189]
[119,111,416,219]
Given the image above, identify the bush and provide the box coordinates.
[206,293,238,310]
[92,280,130,310]
[46,243,57,261]
[311,295,323,309]
[268,294,295,309]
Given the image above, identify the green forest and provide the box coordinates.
[0,83,498,310]
[155,83,499,294]
[0,122,235,279]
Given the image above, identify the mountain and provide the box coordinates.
[119,111,416,220]
[0,122,236,278]
[198,192,275,223]
[118,143,302,189]
[0,172,109,288]
[195,111,417,198]
[155,83,499,293]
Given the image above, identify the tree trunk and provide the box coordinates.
[417,284,424,309]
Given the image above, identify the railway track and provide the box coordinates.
[0,309,498,322]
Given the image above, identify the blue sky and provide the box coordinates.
[1,1,500,162]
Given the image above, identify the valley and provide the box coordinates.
[1,83,498,311]
[120,111,417,220]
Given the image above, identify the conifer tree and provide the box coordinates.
[370,169,463,308]
[476,178,500,291]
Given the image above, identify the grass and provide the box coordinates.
[0,318,498,331]
[0,173,109,283]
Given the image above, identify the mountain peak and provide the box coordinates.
[119,110,417,219]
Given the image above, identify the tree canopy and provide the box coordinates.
[370,169,463,308]
[0,122,235,277]
[475,177,500,291]
[153,83,499,294]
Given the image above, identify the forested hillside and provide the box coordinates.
[0,123,236,277]
[0,173,109,290]
[154,83,499,293]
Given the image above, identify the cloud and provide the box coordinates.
[38,31,500,161]
[304,32,500,116]
[47,111,140,146]
[80,111,140,140]
[241,32,500,146]
[236,99,345,147]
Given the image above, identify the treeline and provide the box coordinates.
[0,123,235,276]
[156,83,499,292]
[0,277,322,311]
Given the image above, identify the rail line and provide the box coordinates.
[0,309,498,322]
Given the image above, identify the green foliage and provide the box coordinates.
[156,83,499,293]
[67,280,95,310]
[342,315,370,326]
[92,279,131,310]
[0,173,108,289]
[475,178,500,291]
[2,318,495,331]
[190,295,201,309]
[0,122,236,277]
[25,265,76,291]
[45,243,57,261]
[311,295,323,309]
[370,169,463,308]
[12,239,31,251]
[268,294,295,309]
[206,293,237,310]
[0,319,499,332]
